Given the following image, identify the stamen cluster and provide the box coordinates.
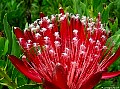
[8,10,120,89]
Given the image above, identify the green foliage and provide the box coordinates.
[0,37,5,57]
[17,84,41,89]
[3,14,12,54]
[0,68,17,88]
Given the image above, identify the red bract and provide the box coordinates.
[8,8,120,89]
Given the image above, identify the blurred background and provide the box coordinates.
[0,0,120,89]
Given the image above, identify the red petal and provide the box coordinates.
[24,29,34,41]
[102,47,120,70]
[14,27,27,49]
[40,12,45,18]
[59,7,64,15]
[60,17,69,40]
[102,71,120,79]
[52,64,69,89]
[14,27,25,39]
[80,71,102,89]
[8,55,41,83]
[43,79,61,89]
[69,17,74,40]
[60,16,69,50]
[75,19,85,43]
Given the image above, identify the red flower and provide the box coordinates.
[8,8,120,89]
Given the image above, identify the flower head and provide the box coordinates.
[8,8,120,89]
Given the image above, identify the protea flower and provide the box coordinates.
[8,8,120,89]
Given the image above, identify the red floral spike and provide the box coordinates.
[59,7,64,15]
[8,55,41,82]
[40,12,45,19]
[80,71,102,89]
[14,27,27,50]
[101,47,120,70]
[43,79,61,89]
[102,71,120,79]
[52,64,69,89]
[8,9,120,89]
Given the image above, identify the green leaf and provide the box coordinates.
[102,80,113,87]
[102,3,113,23]
[115,0,120,9]
[0,85,3,89]
[0,37,5,57]
[109,18,118,33]
[0,21,3,31]
[2,39,9,56]
[92,0,102,16]
[3,13,12,54]
[72,0,78,13]
[79,1,88,16]
[16,77,28,87]
[11,68,28,86]
[97,3,104,13]
[11,28,21,57]
[92,0,101,11]
[106,29,120,52]
[0,60,5,68]
[0,68,17,88]
[17,84,40,89]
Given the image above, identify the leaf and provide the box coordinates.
[97,3,104,14]
[92,0,101,16]
[16,77,28,87]
[92,0,101,11]
[11,67,27,85]
[0,85,3,89]
[101,80,113,87]
[2,39,9,56]
[79,1,88,16]
[11,28,21,57]
[17,84,40,89]
[0,21,3,31]
[3,13,12,54]
[106,29,120,52]
[0,68,17,88]
[101,3,113,23]
[0,60,5,68]
[115,0,120,9]
[0,37,5,57]
[109,18,118,33]
[72,0,78,14]
[17,1,24,9]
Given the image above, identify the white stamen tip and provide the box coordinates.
[33,43,38,47]
[27,40,32,43]
[89,38,94,43]
[54,41,60,47]
[49,49,54,53]
[73,37,78,41]
[19,38,23,42]
[54,32,59,38]
[41,28,47,32]
[73,29,78,35]
[22,55,26,59]
[35,33,41,38]
[62,53,68,56]
[48,24,53,29]
[31,27,37,32]
[29,24,34,28]
[44,36,49,40]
